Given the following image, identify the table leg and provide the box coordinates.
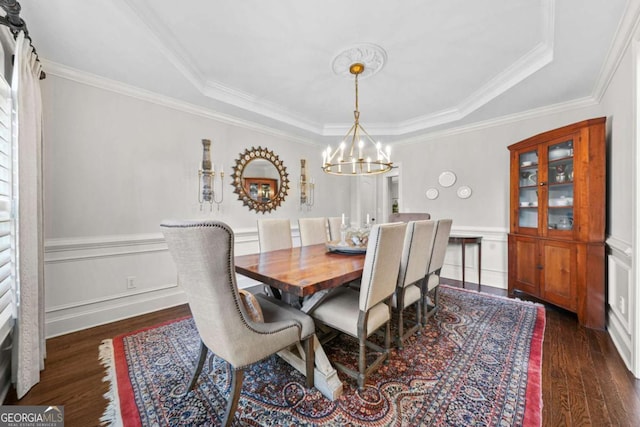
[276,290,344,401]
[277,336,343,400]
[461,240,466,288]
[478,241,482,291]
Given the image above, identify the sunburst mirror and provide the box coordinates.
[231,146,289,214]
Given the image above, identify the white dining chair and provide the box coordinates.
[309,222,407,389]
[298,217,329,246]
[327,217,342,241]
[392,219,437,348]
[257,218,292,252]
[422,219,453,324]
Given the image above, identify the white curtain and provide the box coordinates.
[8,30,45,399]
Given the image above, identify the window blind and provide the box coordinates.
[0,74,14,349]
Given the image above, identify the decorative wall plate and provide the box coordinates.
[425,188,439,200]
[438,171,456,187]
[457,185,472,199]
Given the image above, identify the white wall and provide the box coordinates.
[600,38,636,375]
[41,74,351,337]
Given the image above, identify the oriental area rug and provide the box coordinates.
[100,286,545,426]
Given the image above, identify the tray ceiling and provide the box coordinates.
[21,0,629,139]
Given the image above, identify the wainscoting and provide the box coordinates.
[442,226,508,290]
[44,226,508,338]
[606,236,635,373]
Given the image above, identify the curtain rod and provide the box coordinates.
[0,0,46,80]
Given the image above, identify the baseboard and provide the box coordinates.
[608,311,633,370]
[442,265,507,289]
[45,287,188,338]
[444,226,508,289]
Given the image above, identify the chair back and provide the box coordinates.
[397,220,437,289]
[298,217,328,246]
[388,212,431,223]
[428,219,453,275]
[161,220,254,366]
[327,217,342,241]
[359,222,407,311]
[257,218,292,252]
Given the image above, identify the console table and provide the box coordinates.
[448,235,482,291]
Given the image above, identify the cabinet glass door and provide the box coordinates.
[518,149,539,228]
[547,139,574,231]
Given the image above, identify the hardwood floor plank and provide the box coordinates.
[573,323,610,425]
[545,309,573,426]
[592,329,640,424]
[563,321,592,426]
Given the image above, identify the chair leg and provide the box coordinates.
[384,320,391,363]
[304,336,315,388]
[416,299,422,335]
[420,277,429,326]
[222,368,244,427]
[396,290,405,349]
[423,285,440,324]
[358,334,366,390]
[187,341,208,392]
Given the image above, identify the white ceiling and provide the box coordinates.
[20,0,632,141]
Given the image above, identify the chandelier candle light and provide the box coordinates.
[322,63,392,176]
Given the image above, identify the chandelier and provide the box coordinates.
[322,63,392,176]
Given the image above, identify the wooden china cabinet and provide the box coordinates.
[507,117,606,329]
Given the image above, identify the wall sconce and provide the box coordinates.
[300,159,315,210]
[198,139,224,211]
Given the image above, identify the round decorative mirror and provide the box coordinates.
[231,146,289,213]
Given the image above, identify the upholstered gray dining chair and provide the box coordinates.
[298,217,328,246]
[161,220,315,427]
[257,218,293,252]
[392,220,437,348]
[309,222,407,390]
[327,216,343,241]
[422,219,453,324]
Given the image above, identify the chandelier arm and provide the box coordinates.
[358,125,390,161]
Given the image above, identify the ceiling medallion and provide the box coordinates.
[331,43,387,79]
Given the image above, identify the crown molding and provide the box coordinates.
[122,0,556,137]
[44,0,636,140]
[392,96,599,146]
[592,0,640,101]
[118,0,206,92]
[322,0,555,136]
[201,79,324,135]
[121,0,324,136]
[43,59,602,149]
[41,60,317,146]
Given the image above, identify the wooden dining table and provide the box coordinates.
[235,243,366,400]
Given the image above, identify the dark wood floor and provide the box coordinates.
[5,281,640,426]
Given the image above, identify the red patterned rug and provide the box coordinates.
[100,286,544,426]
